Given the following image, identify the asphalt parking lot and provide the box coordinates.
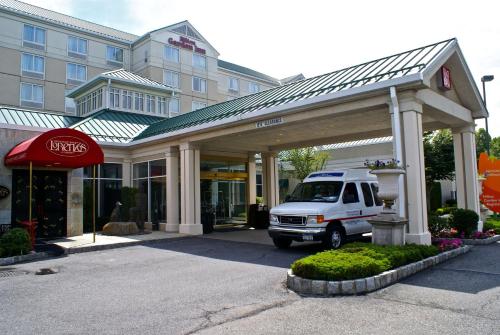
[1,232,499,335]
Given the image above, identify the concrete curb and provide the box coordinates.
[0,252,50,266]
[433,235,500,245]
[287,245,472,296]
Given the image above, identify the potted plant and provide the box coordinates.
[365,159,405,211]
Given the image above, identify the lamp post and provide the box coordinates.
[481,75,494,155]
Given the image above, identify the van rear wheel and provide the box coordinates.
[323,226,344,249]
[273,237,292,249]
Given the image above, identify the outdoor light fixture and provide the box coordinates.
[481,75,494,155]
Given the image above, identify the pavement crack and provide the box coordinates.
[183,299,297,335]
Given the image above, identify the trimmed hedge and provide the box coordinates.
[291,243,439,281]
[0,228,32,258]
[449,209,478,237]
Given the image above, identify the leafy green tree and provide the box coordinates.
[280,147,329,180]
[476,128,491,158]
[490,136,500,158]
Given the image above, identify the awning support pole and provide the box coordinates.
[29,161,32,224]
[92,164,96,243]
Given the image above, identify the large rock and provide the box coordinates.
[102,222,139,236]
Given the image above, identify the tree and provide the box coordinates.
[490,136,500,158]
[280,147,329,181]
[475,128,491,158]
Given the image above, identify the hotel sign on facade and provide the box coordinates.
[168,36,206,54]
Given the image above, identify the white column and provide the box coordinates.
[389,94,407,219]
[248,153,257,205]
[122,159,131,187]
[452,125,480,214]
[165,147,179,232]
[179,143,203,235]
[261,152,279,208]
[400,100,431,245]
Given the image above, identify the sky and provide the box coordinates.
[23,0,500,137]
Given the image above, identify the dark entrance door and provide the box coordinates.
[11,170,67,239]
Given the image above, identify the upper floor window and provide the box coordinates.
[164,70,180,88]
[164,46,179,63]
[192,101,207,112]
[248,82,260,94]
[122,90,132,109]
[169,98,180,114]
[192,76,207,93]
[134,92,144,111]
[23,24,45,50]
[21,53,44,79]
[106,46,123,65]
[146,95,156,113]
[66,63,87,84]
[228,77,239,92]
[20,82,43,108]
[192,54,206,69]
[109,88,120,108]
[68,36,87,58]
[157,97,166,115]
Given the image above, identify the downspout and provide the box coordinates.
[389,86,406,219]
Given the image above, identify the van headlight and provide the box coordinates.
[270,214,279,224]
[307,215,325,224]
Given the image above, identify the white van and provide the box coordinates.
[268,169,383,249]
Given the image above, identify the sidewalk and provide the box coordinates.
[48,231,187,254]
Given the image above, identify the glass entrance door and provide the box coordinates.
[201,179,247,225]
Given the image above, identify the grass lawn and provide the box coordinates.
[484,217,500,234]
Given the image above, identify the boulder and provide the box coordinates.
[102,222,139,236]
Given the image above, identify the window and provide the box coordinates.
[287,181,343,203]
[66,63,87,83]
[146,95,155,113]
[248,82,260,94]
[342,183,359,204]
[192,54,206,69]
[21,53,44,78]
[106,46,123,64]
[122,90,132,109]
[83,163,123,223]
[256,174,263,197]
[228,77,239,92]
[68,36,87,58]
[192,101,207,111]
[23,24,45,49]
[164,46,179,63]
[109,88,120,108]
[157,97,166,115]
[134,92,144,111]
[20,82,43,108]
[361,183,374,207]
[192,76,206,93]
[168,98,180,114]
[164,70,179,88]
[370,183,383,206]
[132,159,167,224]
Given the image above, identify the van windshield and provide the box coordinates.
[286,181,343,203]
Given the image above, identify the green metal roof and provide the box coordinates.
[71,109,164,143]
[218,60,280,84]
[0,106,81,128]
[136,39,456,141]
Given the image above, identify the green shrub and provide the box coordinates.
[0,228,31,257]
[435,207,456,216]
[292,243,439,281]
[449,208,479,237]
[256,196,263,204]
[484,218,500,234]
[428,214,450,236]
[445,199,457,207]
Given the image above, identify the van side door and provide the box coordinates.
[340,182,364,235]
[359,182,377,233]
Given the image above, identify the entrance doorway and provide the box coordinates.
[201,179,247,225]
[11,170,67,239]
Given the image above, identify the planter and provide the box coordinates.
[370,169,405,211]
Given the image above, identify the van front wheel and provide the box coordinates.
[323,227,344,249]
[273,237,292,249]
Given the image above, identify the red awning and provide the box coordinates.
[4,128,104,168]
